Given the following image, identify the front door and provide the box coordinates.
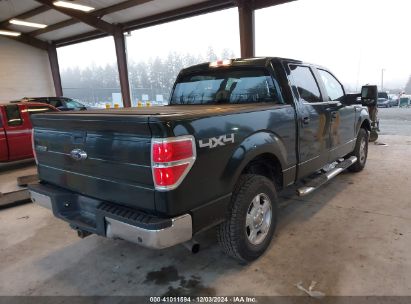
[315,69,357,160]
[286,64,332,178]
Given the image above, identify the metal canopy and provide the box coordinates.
[0,0,294,48]
[0,0,295,106]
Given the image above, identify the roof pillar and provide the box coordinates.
[113,29,132,108]
[47,44,63,97]
[237,0,255,58]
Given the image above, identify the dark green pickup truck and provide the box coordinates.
[29,57,371,262]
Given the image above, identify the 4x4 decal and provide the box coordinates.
[199,134,235,149]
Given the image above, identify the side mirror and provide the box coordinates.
[361,85,378,106]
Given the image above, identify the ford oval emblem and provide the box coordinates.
[70,149,87,161]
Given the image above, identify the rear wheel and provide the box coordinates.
[348,128,369,172]
[217,174,277,263]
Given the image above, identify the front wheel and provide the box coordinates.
[348,128,369,172]
[217,174,278,263]
[369,130,378,142]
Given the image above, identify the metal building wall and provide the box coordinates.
[0,36,54,102]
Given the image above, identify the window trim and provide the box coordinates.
[5,105,23,127]
[287,64,324,104]
[316,68,346,102]
[26,105,55,115]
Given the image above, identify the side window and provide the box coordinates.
[289,65,322,103]
[49,99,63,108]
[5,105,23,126]
[27,106,55,116]
[318,69,345,101]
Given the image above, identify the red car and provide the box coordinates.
[0,102,59,162]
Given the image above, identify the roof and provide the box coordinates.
[180,57,304,73]
[0,0,295,49]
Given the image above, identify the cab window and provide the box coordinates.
[318,69,345,101]
[5,105,23,126]
[289,65,322,103]
[170,68,284,105]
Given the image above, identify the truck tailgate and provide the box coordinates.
[31,113,154,211]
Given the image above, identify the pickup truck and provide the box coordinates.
[29,57,371,262]
[0,102,58,163]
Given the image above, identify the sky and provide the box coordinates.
[57,0,411,91]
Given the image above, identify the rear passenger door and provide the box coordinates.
[315,69,357,160]
[287,64,332,178]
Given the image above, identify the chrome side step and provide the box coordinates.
[297,156,357,196]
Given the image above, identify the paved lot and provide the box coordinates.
[378,107,411,136]
[0,111,410,297]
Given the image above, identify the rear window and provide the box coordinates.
[5,105,23,126]
[170,68,284,105]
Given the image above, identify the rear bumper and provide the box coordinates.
[28,183,192,249]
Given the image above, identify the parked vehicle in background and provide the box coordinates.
[390,98,399,107]
[0,103,59,162]
[29,57,372,262]
[377,98,391,108]
[15,97,87,111]
[399,96,410,107]
[378,92,389,99]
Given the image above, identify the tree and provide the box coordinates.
[221,48,236,60]
[60,48,236,104]
[206,46,217,61]
[405,75,411,94]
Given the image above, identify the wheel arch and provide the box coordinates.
[223,131,287,192]
[360,118,371,132]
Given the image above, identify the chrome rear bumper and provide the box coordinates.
[105,215,192,249]
[29,189,193,249]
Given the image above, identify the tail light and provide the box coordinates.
[31,128,38,165]
[151,135,196,191]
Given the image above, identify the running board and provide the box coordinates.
[297,156,357,196]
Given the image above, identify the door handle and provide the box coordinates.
[302,116,310,124]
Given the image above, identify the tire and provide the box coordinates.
[217,174,278,263]
[348,128,369,172]
[369,130,378,142]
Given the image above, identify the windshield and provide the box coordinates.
[170,68,284,105]
[63,98,86,109]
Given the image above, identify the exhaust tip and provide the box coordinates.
[191,242,200,254]
[182,240,200,254]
